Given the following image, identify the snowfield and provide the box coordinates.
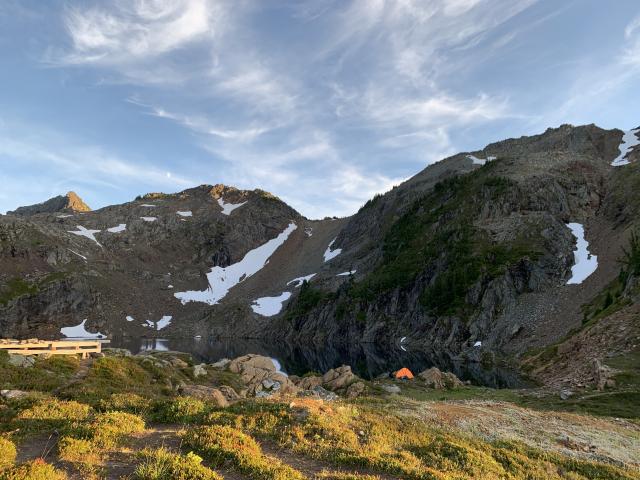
[140,217,157,222]
[142,315,173,330]
[323,238,342,262]
[611,128,640,166]
[218,198,247,215]
[337,270,356,276]
[287,273,316,288]
[175,222,297,305]
[467,154,497,166]
[177,211,192,217]
[566,223,598,284]
[60,319,106,339]
[68,225,102,247]
[251,291,292,316]
[107,224,126,233]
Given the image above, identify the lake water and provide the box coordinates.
[109,336,527,388]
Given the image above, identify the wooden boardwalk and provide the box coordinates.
[0,339,109,358]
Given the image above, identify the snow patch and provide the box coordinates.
[107,224,126,233]
[251,292,292,316]
[217,198,247,215]
[611,128,640,166]
[68,225,102,247]
[304,227,313,237]
[126,316,134,322]
[177,211,192,217]
[140,217,157,222]
[60,319,106,339]
[175,222,297,305]
[141,315,173,330]
[400,337,407,343]
[474,341,482,347]
[287,274,316,288]
[140,204,156,207]
[323,238,342,262]
[467,154,496,166]
[337,270,356,276]
[68,249,87,260]
[57,214,73,218]
[566,223,598,284]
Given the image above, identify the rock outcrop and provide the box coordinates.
[8,191,90,216]
[418,367,464,390]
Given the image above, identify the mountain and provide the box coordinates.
[7,191,91,216]
[0,124,638,388]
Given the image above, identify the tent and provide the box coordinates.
[394,367,414,380]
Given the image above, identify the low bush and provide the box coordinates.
[0,437,16,471]
[153,397,207,424]
[183,425,305,480]
[58,436,100,464]
[0,459,67,480]
[14,398,91,432]
[99,393,153,415]
[134,448,222,480]
[90,411,145,448]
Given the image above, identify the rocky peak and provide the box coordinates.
[7,191,91,216]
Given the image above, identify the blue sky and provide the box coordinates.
[1,0,639,218]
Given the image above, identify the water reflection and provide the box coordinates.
[110,336,526,388]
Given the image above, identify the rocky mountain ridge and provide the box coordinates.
[0,124,638,387]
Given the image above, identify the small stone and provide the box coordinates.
[8,354,35,368]
[381,384,401,394]
[0,389,29,399]
[193,363,207,378]
[210,358,230,369]
[559,389,573,400]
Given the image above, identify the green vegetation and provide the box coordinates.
[348,167,542,320]
[0,459,67,480]
[183,425,305,480]
[0,351,79,393]
[0,437,16,471]
[285,281,327,321]
[134,448,222,480]
[0,272,70,306]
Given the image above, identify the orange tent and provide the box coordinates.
[394,367,414,379]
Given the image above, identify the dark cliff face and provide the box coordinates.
[273,124,640,360]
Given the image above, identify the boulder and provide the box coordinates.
[346,381,366,399]
[418,367,463,389]
[193,364,208,378]
[228,355,276,374]
[218,385,242,401]
[298,385,338,401]
[592,359,616,390]
[322,366,357,391]
[8,354,35,368]
[179,385,228,407]
[210,358,231,369]
[103,348,132,357]
[381,384,401,394]
[170,357,189,368]
[296,375,323,390]
[0,389,29,400]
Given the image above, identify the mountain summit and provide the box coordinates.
[8,191,91,216]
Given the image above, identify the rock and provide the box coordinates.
[346,381,366,399]
[418,367,463,389]
[297,375,323,390]
[218,385,242,401]
[375,372,391,380]
[228,355,276,374]
[381,384,401,394]
[322,366,357,391]
[592,358,615,391]
[210,358,230,369]
[298,385,338,401]
[559,389,573,400]
[0,389,29,400]
[170,357,189,368]
[193,364,208,378]
[8,354,35,368]
[179,385,228,407]
[255,390,272,399]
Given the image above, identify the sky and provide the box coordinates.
[1,1,640,219]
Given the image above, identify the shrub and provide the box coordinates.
[134,448,222,480]
[57,437,100,464]
[15,398,91,432]
[99,393,152,415]
[0,459,67,480]
[90,411,145,448]
[0,437,17,471]
[153,397,206,423]
[183,425,305,480]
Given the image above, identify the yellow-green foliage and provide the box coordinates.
[154,397,207,423]
[183,425,305,480]
[14,398,91,432]
[0,459,67,480]
[315,473,382,480]
[99,392,153,415]
[205,401,640,480]
[134,448,223,480]
[58,436,101,464]
[0,437,16,471]
[90,411,145,448]
[0,352,79,392]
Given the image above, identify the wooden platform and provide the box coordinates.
[0,339,109,359]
